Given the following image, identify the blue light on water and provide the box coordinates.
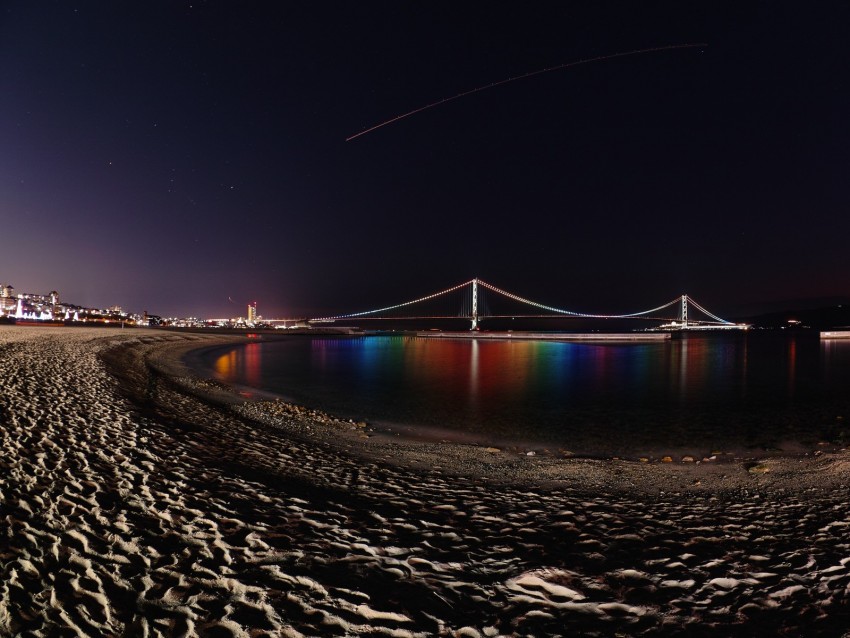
[196,334,850,454]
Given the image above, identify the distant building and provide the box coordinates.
[247,302,257,323]
[0,284,14,315]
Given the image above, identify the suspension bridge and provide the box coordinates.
[310,278,749,331]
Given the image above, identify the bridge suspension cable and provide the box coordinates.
[314,279,474,321]
[311,277,736,327]
[476,279,682,319]
[684,295,732,325]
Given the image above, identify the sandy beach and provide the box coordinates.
[2,326,850,636]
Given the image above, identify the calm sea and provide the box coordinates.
[187,333,850,457]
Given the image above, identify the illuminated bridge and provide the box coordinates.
[310,278,749,331]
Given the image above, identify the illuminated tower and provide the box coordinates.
[471,278,479,330]
[247,302,257,323]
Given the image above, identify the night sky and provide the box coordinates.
[2,2,848,319]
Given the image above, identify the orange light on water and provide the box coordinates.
[215,351,236,377]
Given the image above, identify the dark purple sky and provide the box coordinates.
[1,2,848,318]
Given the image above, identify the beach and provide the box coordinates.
[2,326,850,636]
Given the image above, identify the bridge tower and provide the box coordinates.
[681,294,688,329]
[471,278,479,331]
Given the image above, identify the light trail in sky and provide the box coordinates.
[346,43,707,141]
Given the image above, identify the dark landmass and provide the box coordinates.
[738,303,850,330]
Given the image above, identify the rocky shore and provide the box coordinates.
[2,326,850,636]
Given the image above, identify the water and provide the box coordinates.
[187,333,850,456]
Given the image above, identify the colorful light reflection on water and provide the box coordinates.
[196,334,850,456]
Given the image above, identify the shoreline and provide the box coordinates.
[133,328,850,495]
[3,325,850,636]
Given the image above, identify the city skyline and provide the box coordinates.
[2,3,848,318]
[0,279,277,329]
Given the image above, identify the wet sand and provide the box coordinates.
[2,326,850,636]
